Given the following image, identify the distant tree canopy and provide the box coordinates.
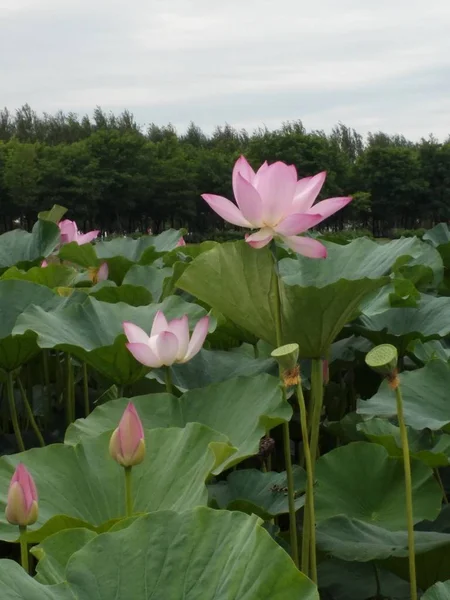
[0,104,449,235]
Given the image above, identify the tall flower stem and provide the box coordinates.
[309,358,324,464]
[165,368,173,394]
[270,245,299,568]
[42,350,50,424]
[19,526,29,573]
[395,382,417,600]
[124,466,133,518]
[6,371,25,452]
[17,377,45,447]
[296,379,317,583]
[82,362,90,417]
[65,353,75,425]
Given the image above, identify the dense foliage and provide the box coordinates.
[1,105,450,236]
[1,202,450,597]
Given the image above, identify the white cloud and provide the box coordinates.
[0,0,449,139]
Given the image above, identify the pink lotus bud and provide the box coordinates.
[176,237,186,247]
[97,262,109,281]
[109,403,145,467]
[41,260,48,268]
[5,464,38,527]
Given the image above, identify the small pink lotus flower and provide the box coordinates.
[97,262,109,281]
[109,402,145,467]
[202,156,352,258]
[123,311,209,368]
[5,464,38,527]
[176,237,186,247]
[59,219,99,246]
[41,260,48,268]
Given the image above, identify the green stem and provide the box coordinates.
[124,466,133,518]
[6,371,25,452]
[19,526,29,573]
[165,367,173,394]
[435,468,448,504]
[270,245,299,568]
[17,377,45,447]
[42,350,50,424]
[395,384,417,600]
[373,563,382,598]
[297,380,317,583]
[309,358,324,465]
[65,354,74,425]
[82,362,90,417]
[282,418,299,568]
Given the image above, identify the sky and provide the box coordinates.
[1,0,450,140]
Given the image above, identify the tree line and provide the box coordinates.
[0,104,449,236]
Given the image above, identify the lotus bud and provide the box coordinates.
[41,260,49,268]
[89,262,109,284]
[109,402,145,467]
[5,464,38,527]
[365,344,399,388]
[271,343,300,386]
[176,237,186,247]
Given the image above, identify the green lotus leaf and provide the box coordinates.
[13,295,207,384]
[88,281,153,306]
[315,442,442,529]
[358,418,450,467]
[65,374,290,471]
[354,293,450,354]
[149,348,276,391]
[38,204,68,224]
[0,508,319,599]
[208,467,306,519]
[318,558,410,600]
[122,264,172,302]
[0,264,79,288]
[58,241,98,268]
[0,219,60,273]
[422,582,450,600]
[0,423,235,543]
[177,238,429,358]
[357,360,450,431]
[316,516,450,561]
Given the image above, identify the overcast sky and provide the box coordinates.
[1,0,449,140]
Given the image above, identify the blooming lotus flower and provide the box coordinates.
[59,219,99,246]
[176,237,186,247]
[109,402,145,467]
[202,156,352,258]
[123,311,209,368]
[5,464,38,527]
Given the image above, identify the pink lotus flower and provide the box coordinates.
[59,219,99,246]
[97,262,109,281]
[5,464,38,527]
[41,260,48,268]
[202,156,352,258]
[109,403,145,467]
[176,237,186,247]
[123,311,209,368]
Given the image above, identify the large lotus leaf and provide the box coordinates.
[422,582,450,600]
[0,508,319,600]
[0,423,235,543]
[33,528,97,585]
[0,219,60,273]
[208,467,306,519]
[357,360,450,431]
[408,339,450,364]
[65,374,290,471]
[149,347,276,391]
[13,295,207,384]
[424,223,450,247]
[122,264,172,302]
[315,442,442,529]
[163,241,219,267]
[88,281,153,306]
[316,516,450,561]
[38,204,68,223]
[0,280,63,370]
[318,558,410,600]
[178,240,395,358]
[354,293,450,353]
[358,418,450,467]
[58,242,98,268]
[0,264,79,288]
